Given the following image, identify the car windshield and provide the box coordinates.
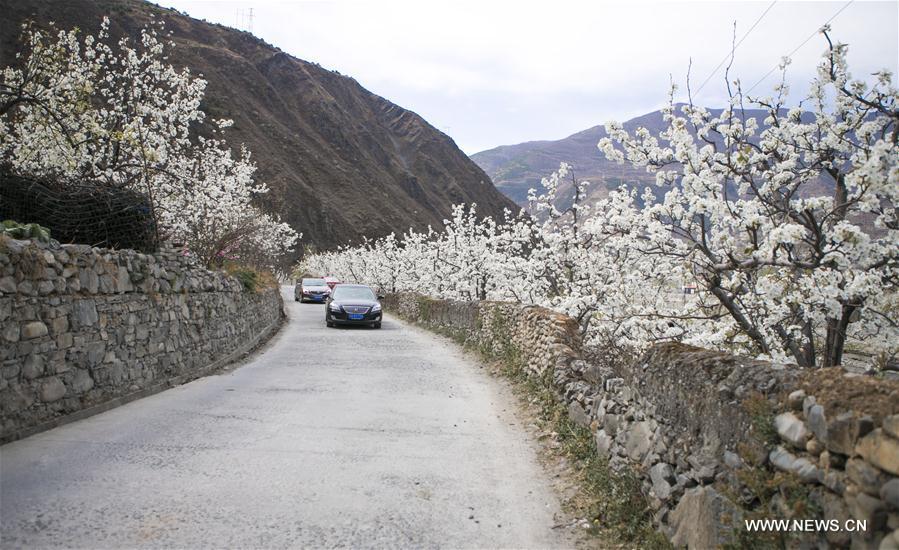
[302,278,326,286]
[332,286,376,301]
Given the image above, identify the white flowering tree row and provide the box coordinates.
[302,32,897,369]
[0,17,298,268]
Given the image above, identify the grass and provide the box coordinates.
[393,301,834,549]
[723,393,821,550]
[499,359,671,549]
[725,466,820,550]
[742,392,781,450]
[1,220,52,243]
[222,263,278,293]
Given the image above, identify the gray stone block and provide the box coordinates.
[884,415,899,440]
[775,411,810,449]
[808,404,827,442]
[21,321,48,340]
[625,420,654,462]
[881,479,899,510]
[70,370,94,393]
[39,377,66,402]
[73,300,99,327]
[857,430,899,476]
[669,486,741,549]
[847,457,893,496]
[22,354,43,380]
[0,276,17,293]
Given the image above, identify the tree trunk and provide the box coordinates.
[800,320,816,368]
[823,304,855,368]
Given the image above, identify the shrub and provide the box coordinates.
[1,220,51,243]
[223,263,277,293]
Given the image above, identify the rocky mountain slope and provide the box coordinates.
[472,107,830,211]
[0,0,518,266]
[472,109,669,207]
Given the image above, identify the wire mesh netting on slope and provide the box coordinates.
[0,170,159,252]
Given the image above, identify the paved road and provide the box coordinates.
[1,286,571,548]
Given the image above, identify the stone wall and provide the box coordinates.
[0,237,283,443]
[384,292,899,549]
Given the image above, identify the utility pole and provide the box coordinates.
[247,8,254,34]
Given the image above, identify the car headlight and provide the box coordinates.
[371,303,382,312]
[329,303,342,312]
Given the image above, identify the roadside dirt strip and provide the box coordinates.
[0,286,575,548]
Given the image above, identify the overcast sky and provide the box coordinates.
[156,0,898,154]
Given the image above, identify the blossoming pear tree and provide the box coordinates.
[0,17,297,268]
[301,30,896,369]
[597,27,897,367]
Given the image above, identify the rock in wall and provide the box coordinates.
[0,237,283,442]
[384,292,899,549]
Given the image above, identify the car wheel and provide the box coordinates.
[373,322,382,329]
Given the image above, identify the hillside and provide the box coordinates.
[0,0,518,266]
[472,107,829,211]
[472,109,678,208]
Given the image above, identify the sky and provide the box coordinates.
[155,0,898,154]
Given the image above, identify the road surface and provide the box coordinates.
[1,286,571,548]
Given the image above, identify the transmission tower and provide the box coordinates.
[235,7,255,34]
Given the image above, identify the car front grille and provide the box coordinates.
[343,306,371,314]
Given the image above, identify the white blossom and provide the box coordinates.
[300,34,897,370]
[0,19,298,268]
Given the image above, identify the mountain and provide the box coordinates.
[0,0,518,266]
[472,109,672,208]
[472,107,830,211]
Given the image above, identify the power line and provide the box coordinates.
[694,0,778,95]
[745,0,854,94]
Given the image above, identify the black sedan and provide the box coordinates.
[325,284,383,329]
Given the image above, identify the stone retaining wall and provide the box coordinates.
[0,237,283,443]
[384,292,899,549]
